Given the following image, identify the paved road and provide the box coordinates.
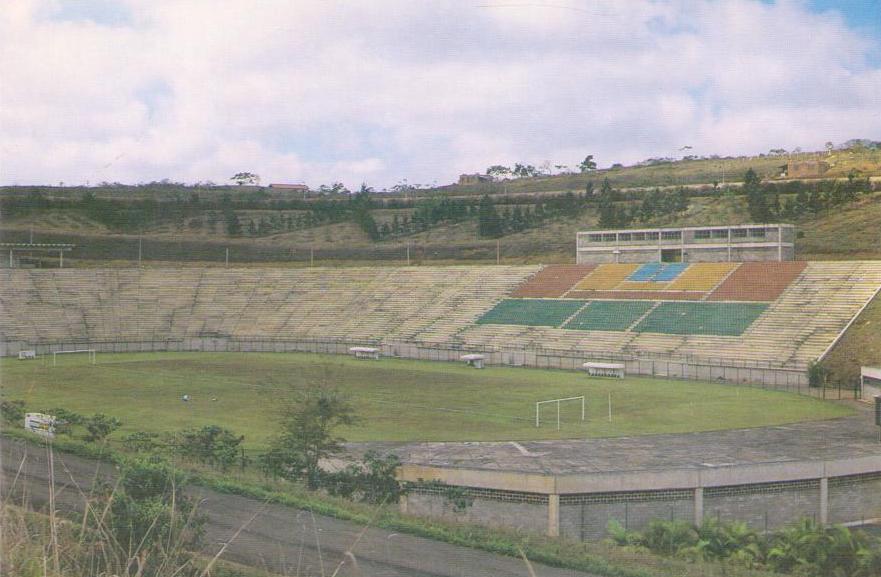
[0,437,594,577]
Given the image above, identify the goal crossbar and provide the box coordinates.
[52,349,96,366]
[535,395,585,429]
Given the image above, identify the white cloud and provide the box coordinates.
[1,0,879,189]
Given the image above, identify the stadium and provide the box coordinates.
[3,225,881,542]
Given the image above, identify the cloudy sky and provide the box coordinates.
[2,0,880,189]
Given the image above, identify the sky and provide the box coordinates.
[1,0,880,190]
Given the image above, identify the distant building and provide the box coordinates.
[576,224,795,264]
[786,160,829,179]
[458,173,493,185]
[269,183,309,192]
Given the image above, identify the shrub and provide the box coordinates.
[107,457,204,572]
[121,431,161,453]
[321,451,404,505]
[0,399,26,424]
[176,425,244,471]
[808,361,829,388]
[640,520,699,556]
[83,413,122,442]
[44,408,84,436]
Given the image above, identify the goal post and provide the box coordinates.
[52,349,96,366]
[535,395,585,430]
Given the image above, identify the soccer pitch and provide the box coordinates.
[1,352,852,446]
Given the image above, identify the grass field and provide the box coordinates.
[1,352,851,447]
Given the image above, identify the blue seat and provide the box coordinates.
[654,263,688,281]
[628,263,662,281]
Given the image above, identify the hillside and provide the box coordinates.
[432,146,881,197]
[3,189,880,265]
[824,293,881,385]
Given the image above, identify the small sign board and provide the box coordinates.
[24,413,55,439]
[18,350,36,360]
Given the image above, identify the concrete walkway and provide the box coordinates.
[351,406,881,475]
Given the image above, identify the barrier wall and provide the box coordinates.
[399,456,881,540]
[0,335,810,390]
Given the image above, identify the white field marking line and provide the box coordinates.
[510,441,531,456]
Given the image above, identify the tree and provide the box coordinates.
[743,168,771,222]
[512,163,537,178]
[597,179,619,228]
[84,413,122,443]
[224,210,242,236]
[230,172,260,186]
[477,194,503,238]
[578,155,597,173]
[262,388,358,489]
[485,165,510,178]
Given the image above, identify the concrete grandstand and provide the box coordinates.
[2,260,881,385]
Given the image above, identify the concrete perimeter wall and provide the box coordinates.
[400,457,881,541]
[1,335,809,391]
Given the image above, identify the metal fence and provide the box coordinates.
[2,334,854,397]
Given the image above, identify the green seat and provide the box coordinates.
[477,299,586,327]
[633,302,768,336]
[563,301,654,332]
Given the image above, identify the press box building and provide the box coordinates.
[576,224,795,264]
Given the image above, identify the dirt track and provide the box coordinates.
[0,437,594,577]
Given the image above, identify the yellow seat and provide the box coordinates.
[667,263,738,291]
[573,264,640,290]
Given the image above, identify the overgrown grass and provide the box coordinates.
[0,352,851,447]
[2,430,789,577]
[824,290,881,384]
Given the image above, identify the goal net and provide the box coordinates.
[535,396,585,430]
[52,349,97,366]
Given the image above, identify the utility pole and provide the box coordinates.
[406,241,410,266]
[225,247,229,267]
[310,247,314,268]
[496,239,500,264]
[138,236,142,267]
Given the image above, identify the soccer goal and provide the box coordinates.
[52,349,96,366]
[535,395,585,429]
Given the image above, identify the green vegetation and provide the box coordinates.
[824,291,881,384]
[0,352,851,446]
[608,518,881,576]
[1,431,790,577]
[1,456,207,577]
[633,302,769,337]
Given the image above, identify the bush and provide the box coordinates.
[321,451,404,505]
[45,408,84,436]
[83,413,121,442]
[107,457,204,572]
[121,431,161,453]
[0,399,26,424]
[175,425,244,471]
[808,361,829,388]
[606,516,881,576]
